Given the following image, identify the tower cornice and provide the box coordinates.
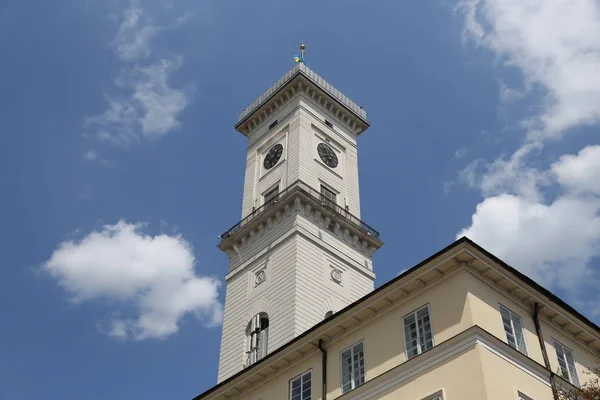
[218,180,383,257]
[235,64,370,137]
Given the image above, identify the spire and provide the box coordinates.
[293,42,306,64]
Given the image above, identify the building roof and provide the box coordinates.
[235,63,368,128]
[192,236,600,399]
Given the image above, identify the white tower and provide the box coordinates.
[217,56,383,382]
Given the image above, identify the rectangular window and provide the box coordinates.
[290,370,311,400]
[500,305,528,355]
[340,341,366,394]
[325,119,333,128]
[518,392,533,400]
[554,340,580,386]
[264,186,279,207]
[268,119,278,130]
[403,305,434,359]
[320,185,337,208]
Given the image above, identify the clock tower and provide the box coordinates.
[217,58,383,382]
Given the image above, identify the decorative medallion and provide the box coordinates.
[330,268,342,284]
[317,143,338,168]
[263,144,283,170]
[255,269,267,286]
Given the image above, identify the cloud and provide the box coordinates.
[455,2,600,319]
[459,0,600,140]
[552,145,600,195]
[44,221,222,340]
[83,150,98,161]
[458,145,600,312]
[453,147,467,160]
[85,0,190,146]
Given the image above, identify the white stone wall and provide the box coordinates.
[217,208,376,382]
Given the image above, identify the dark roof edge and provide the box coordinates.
[192,236,600,399]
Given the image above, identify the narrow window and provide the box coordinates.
[517,392,533,400]
[263,186,279,208]
[246,313,269,367]
[325,119,333,129]
[289,370,311,400]
[500,305,528,355]
[268,119,278,130]
[553,340,580,386]
[403,305,434,359]
[320,185,337,208]
[340,341,366,394]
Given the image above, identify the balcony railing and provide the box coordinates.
[219,180,380,243]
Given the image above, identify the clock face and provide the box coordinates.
[263,144,283,170]
[317,143,338,168]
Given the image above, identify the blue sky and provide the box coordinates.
[1,0,600,399]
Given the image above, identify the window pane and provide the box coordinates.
[511,314,527,355]
[341,349,352,393]
[564,348,579,386]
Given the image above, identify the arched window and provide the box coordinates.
[246,312,269,367]
[324,311,334,319]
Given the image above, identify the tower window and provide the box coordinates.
[290,370,311,400]
[268,119,278,130]
[340,341,366,394]
[403,305,433,359]
[264,186,280,208]
[246,313,269,367]
[320,185,337,208]
[325,119,333,129]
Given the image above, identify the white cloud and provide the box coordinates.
[85,0,190,146]
[459,0,600,140]
[83,150,98,161]
[455,1,600,319]
[453,147,467,160]
[460,142,546,202]
[44,221,222,340]
[458,145,600,311]
[552,145,600,195]
[114,2,159,61]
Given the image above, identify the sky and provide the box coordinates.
[1,0,600,399]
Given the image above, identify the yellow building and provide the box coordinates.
[194,59,600,400]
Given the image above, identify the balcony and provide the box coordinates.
[218,180,380,244]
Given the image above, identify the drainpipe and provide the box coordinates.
[534,302,559,400]
[318,339,327,400]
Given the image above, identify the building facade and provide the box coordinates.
[197,63,600,400]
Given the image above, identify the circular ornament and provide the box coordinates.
[255,269,267,285]
[330,269,342,283]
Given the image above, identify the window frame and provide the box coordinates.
[552,339,580,387]
[421,390,444,400]
[319,184,337,207]
[289,369,312,400]
[402,304,435,360]
[499,303,529,355]
[263,185,280,207]
[339,340,367,394]
[517,391,533,400]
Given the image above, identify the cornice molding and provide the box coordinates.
[235,74,369,137]
[463,248,600,352]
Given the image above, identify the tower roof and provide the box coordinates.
[235,64,369,136]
